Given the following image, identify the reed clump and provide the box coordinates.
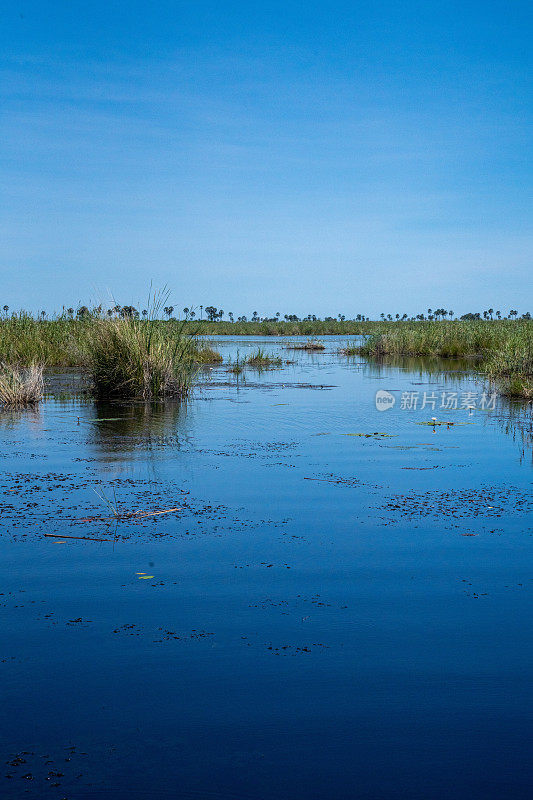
[86,316,198,400]
[0,363,44,407]
[194,344,223,364]
[286,339,325,351]
[244,348,283,369]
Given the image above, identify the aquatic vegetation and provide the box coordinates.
[0,363,44,407]
[286,339,326,351]
[357,320,505,358]
[342,432,395,438]
[194,344,223,364]
[229,348,282,372]
[0,311,222,369]
[355,320,533,398]
[86,315,198,400]
[485,332,533,398]
[244,348,283,368]
[338,343,359,356]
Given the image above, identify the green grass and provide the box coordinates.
[181,319,374,336]
[227,348,282,372]
[1,313,532,398]
[86,315,203,400]
[0,313,224,369]
[355,320,533,397]
[244,348,283,368]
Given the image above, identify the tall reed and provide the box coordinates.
[86,315,197,400]
[356,320,533,397]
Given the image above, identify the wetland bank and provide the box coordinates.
[1,330,533,799]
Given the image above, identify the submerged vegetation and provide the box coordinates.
[0,363,44,407]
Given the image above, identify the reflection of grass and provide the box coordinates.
[0,363,43,407]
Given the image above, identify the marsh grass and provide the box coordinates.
[244,348,282,368]
[227,348,282,373]
[486,333,533,398]
[286,339,325,351]
[87,315,198,400]
[356,320,533,398]
[0,363,44,407]
[194,344,223,364]
[339,343,359,356]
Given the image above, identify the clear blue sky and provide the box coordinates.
[2,1,532,317]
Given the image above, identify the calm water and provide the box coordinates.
[1,337,532,799]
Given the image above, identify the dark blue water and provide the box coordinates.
[1,338,532,799]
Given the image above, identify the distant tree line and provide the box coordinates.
[1,304,530,322]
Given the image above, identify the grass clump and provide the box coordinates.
[194,344,223,364]
[357,321,498,358]
[339,342,359,356]
[244,348,282,368]
[286,339,325,351]
[87,315,197,400]
[227,348,282,374]
[0,363,44,407]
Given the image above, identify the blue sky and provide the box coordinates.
[2,1,532,317]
